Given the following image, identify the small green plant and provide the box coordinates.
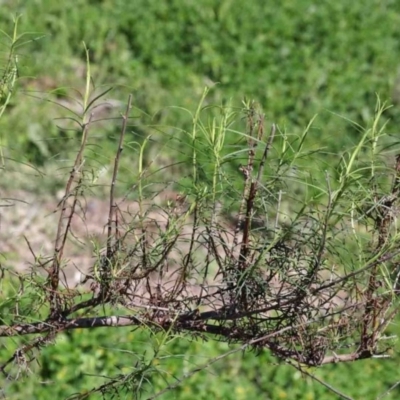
[2,81,400,400]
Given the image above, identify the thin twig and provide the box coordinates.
[106,94,132,259]
[48,114,92,317]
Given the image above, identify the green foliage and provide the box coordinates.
[1,0,400,170]
[1,318,400,399]
[3,2,400,400]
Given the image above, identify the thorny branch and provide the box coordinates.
[47,115,93,318]
[361,154,400,353]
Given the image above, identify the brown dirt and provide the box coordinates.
[0,189,231,289]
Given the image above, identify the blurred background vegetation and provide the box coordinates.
[2,0,400,398]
